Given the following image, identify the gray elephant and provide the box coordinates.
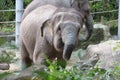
[22,0,93,40]
[20,4,84,69]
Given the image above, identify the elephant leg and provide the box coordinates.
[33,42,47,66]
[20,40,33,69]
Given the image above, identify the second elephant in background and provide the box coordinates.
[22,0,93,40]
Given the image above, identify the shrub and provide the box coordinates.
[32,59,120,80]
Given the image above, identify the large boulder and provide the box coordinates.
[83,40,120,69]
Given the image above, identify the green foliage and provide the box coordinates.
[0,41,16,63]
[111,66,120,79]
[0,38,5,46]
[24,0,32,8]
[0,0,15,33]
[110,23,118,35]
[0,49,15,63]
[0,24,15,33]
[33,60,120,80]
[0,0,15,21]
[0,72,11,79]
[0,0,15,10]
[90,0,118,22]
[113,42,120,51]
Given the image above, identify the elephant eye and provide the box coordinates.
[56,25,61,33]
[77,28,80,35]
[78,27,80,31]
[84,8,90,14]
[76,24,81,33]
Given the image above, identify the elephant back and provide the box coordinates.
[21,4,57,32]
[22,0,72,20]
[26,4,57,26]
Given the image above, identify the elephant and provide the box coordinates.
[20,4,84,69]
[22,0,93,40]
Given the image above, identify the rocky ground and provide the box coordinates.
[0,48,20,72]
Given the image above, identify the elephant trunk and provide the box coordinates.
[62,27,77,60]
[84,14,93,40]
[63,44,75,60]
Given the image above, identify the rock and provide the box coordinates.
[0,63,9,70]
[83,40,120,69]
[79,54,99,69]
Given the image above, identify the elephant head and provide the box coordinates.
[71,0,93,40]
[44,8,83,60]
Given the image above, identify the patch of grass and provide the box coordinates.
[0,49,15,63]
[0,42,16,63]
[0,41,17,49]
[0,24,15,33]
[0,72,11,79]
[0,38,5,46]
[110,24,118,35]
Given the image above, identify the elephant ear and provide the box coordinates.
[50,12,64,34]
[41,20,50,37]
[31,5,57,37]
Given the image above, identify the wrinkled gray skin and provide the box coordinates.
[22,0,93,40]
[20,5,83,69]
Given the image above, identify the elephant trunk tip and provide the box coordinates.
[63,44,75,60]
